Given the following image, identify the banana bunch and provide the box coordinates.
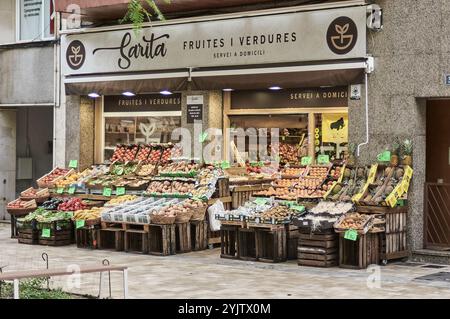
[73,207,103,221]
[105,195,138,206]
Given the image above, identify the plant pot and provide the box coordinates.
[390,155,399,166]
[402,155,412,166]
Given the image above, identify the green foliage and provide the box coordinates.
[401,139,413,156]
[0,277,71,299]
[121,0,171,33]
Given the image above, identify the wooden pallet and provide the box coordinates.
[98,228,125,251]
[287,226,299,260]
[124,230,149,254]
[148,224,176,256]
[339,232,380,269]
[175,222,192,254]
[191,220,208,251]
[38,230,72,246]
[17,227,39,245]
[75,227,100,249]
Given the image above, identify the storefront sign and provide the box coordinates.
[104,94,181,113]
[62,7,366,76]
[231,87,348,109]
[187,96,204,124]
[322,113,348,143]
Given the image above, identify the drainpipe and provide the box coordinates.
[357,57,374,157]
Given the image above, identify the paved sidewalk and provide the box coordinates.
[1,223,449,299]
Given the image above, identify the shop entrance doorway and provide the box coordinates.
[425,100,450,249]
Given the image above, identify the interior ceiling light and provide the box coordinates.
[269,86,282,90]
[88,93,100,98]
[160,90,173,95]
[122,91,136,97]
[222,88,234,92]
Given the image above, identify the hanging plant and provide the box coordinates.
[121,0,170,33]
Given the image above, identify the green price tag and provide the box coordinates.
[281,136,286,141]
[291,205,305,213]
[68,186,76,194]
[76,220,85,229]
[199,131,208,143]
[317,155,330,165]
[69,160,78,169]
[301,156,312,165]
[116,187,126,196]
[221,160,231,169]
[42,228,51,238]
[344,229,358,241]
[56,187,64,194]
[103,188,112,197]
[377,151,391,162]
[254,198,268,205]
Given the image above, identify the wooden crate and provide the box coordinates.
[148,224,176,256]
[75,227,100,249]
[287,226,299,260]
[254,225,287,263]
[339,232,380,269]
[220,225,239,259]
[357,206,408,261]
[175,222,192,253]
[216,178,231,198]
[191,220,208,251]
[231,185,269,209]
[18,228,39,245]
[124,230,149,254]
[98,228,125,251]
[238,228,257,261]
[298,231,339,268]
[38,221,73,246]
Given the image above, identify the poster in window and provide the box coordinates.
[322,114,348,144]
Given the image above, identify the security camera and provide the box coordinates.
[367,4,383,32]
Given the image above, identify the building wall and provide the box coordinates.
[0,46,55,105]
[79,97,95,170]
[0,0,15,44]
[0,110,16,220]
[349,0,450,251]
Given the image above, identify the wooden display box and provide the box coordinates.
[148,224,176,256]
[175,222,192,254]
[75,227,100,249]
[338,232,381,269]
[220,225,239,259]
[191,220,208,251]
[297,229,339,268]
[254,225,287,263]
[98,228,125,251]
[238,228,257,261]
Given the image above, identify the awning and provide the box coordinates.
[64,60,368,95]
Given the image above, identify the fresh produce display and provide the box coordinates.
[57,198,87,211]
[328,166,368,201]
[7,199,36,210]
[335,212,371,231]
[308,166,329,179]
[137,163,157,176]
[160,147,172,164]
[250,206,293,221]
[55,171,83,188]
[190,185,215,199]
[281,167,306,177]
[35,210,73,223]
[135,145,151,161]
[279,143,299,163]
[21,188,49,199]
[254,187,297,201]
[148,148,162,164]
[362,166,404,205]
[41,198,64,210]
[159,161,200,175]
[309,201,354,215]
[273,179,297,188]
[245,162,263,174]
[38,168,71,186]
[330,166,343,180]
[104,195,138,206]
[170,144,183,159]
[111,162,138,176]
[296,177,323,190]
[296,188,326,198]
[18,207,48,222]
[110,145,138,162]
[146,180,195,195]
[73,207,103,221]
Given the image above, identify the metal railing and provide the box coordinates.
[424,183,450,248]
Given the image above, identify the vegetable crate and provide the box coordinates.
[148,224,176,256]
[175,222,192,253]
[220,225,239,259]
[297,229,339,268]
[357,206,408,262]
[75,226,100,249]
[254,224,287,263]
[17,220,39,245]
[38,221,73,246]
[238,227,257,261]
[338,232,381,269]
[98,228,125,251]
[124,229,149,254]
[191,220,208,251]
